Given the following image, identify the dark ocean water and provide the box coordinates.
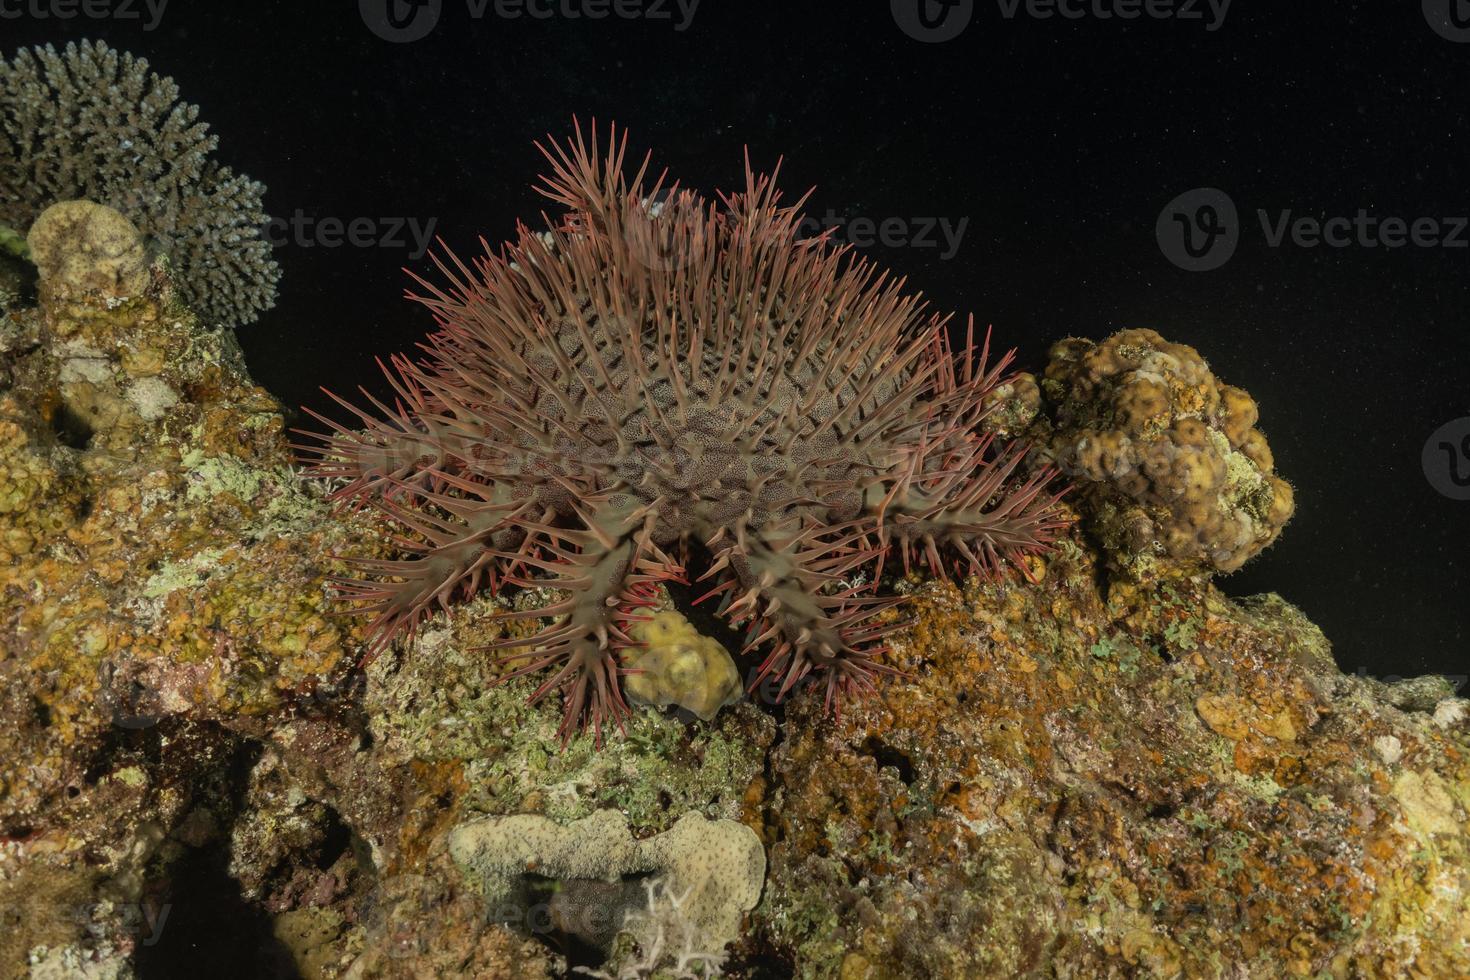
[6,0,1467,688]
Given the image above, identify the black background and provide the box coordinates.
[6,0,1468,685]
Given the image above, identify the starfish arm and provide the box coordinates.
[704,518,906,716]
[486,500,682,745]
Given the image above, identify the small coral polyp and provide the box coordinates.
[304,123,1067,743]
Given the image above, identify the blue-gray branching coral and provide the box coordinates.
[303,123,1067,743]
[0,40,279,328]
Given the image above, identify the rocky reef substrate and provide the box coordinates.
[1,207,1466,978]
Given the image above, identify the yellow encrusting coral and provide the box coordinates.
[623,609,744,722]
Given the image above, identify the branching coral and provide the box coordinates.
[0,40,279,328]
[577,876,731,979]
[303,123,1067,742]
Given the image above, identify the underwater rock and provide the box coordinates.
[0,264,1466,978]
[448,809,765,962]
[623,609,743,722]
[1031,327,1294,579]
[754,570,1470,978]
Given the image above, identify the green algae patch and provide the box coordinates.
[366,606,773,835]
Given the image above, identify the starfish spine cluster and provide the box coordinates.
[304,123,1067,743]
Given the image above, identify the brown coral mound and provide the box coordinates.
[26,200,150,301]
[1038,328,1293,576]
[303,123,1067,742]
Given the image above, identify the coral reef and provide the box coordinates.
[303,124,1066,741]
[0,40,279,328]
[585,876,732,979]
[1022,327,1294,578]
[1,181,1467,980]
[755,569,1470,978]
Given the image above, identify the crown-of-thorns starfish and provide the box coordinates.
[300,121,1068,745]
